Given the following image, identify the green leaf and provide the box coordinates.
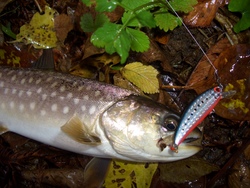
[103,160,158,188]
[126,28,149,52]
[159,156,220,183]
[80,13,109,32]
[91,22,131,63]
[121,62,159,94]
[95,0,119,12]
[121,0,154,10]
[154,12,182,32]
[81,0,94,6]
[114,29,131,63]
[122,10,156,28]
[170,0,198,13]
[1,23,16,39]
[228,0,250,33]
[91,22,119,53]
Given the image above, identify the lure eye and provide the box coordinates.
[162,119,178,131]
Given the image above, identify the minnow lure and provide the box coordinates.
[170,86,223,152]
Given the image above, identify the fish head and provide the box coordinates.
[101,95,202,162]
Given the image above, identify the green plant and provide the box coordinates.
[80,0,197,64]
[228,0,250,33]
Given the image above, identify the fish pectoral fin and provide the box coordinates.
[83,158,111,188]
[0,125,8,134]
[61,114,101,145]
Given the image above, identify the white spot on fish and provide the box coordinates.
[0,81,4,88]
[36,78,42,85]
[40,109,46,116]
[95,90,101,97]
[42,94,47,100]
[20,78,26,84]
[12,89,17,94]
[4,88,9,95]
[60,85,66,92]
[67,92,73,99]
[19,104,24,111]
[84,95,89,100]
[37,87,42,94]
[74,98,80,105]
[30,102,36,110]
[10,101,15,109]
[78,86,84,91]
[81,105,86,112]
[63,106,69,114]
[26,91,32,97]
[28,77,33,83]
[86,85,91,91]
[11,75,16,81]
[18,91,23,97]
[51,104,57,112]
[50,82,58,88]
[46,77,53,82]
[51,91,57,97]
[18,71,23,76]
[73,81,78,87]
[89,105,96,115]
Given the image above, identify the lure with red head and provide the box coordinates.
[170,86,223,152]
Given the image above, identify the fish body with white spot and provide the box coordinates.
[0,67,201,162]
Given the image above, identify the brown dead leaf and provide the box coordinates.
[82,38,105,60]
[186,38,231,93]
[183,0,229,27]
[0,43,41,68]
[105,6,124,22]
[133,37,173,72]
[54,14,74,43]
[214,44,250,120]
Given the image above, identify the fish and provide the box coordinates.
[170,86,223,152]
[0,66,201,162]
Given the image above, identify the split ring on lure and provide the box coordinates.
[170,86,223,152]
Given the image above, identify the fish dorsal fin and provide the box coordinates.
[61,114,101,145]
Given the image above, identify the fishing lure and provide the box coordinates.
[170,86,223,152]
[164,0,228,152]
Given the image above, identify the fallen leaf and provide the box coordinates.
[186,38,231,93]
[103,160,158,188]
[121,62,159,94]
[54,14,74,43]
[132,38,173,73]
[0,43,40,67]
[159,156,219,183]
[214,44,250,120]
[183,0,228,27]
[14,6,58,49]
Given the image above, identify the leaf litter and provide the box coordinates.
[0,0,250,187]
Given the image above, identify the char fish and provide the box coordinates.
[0,66,201,162]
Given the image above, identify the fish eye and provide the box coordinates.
[162,119,178,131]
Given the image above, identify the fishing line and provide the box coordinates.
[165,0,222,87]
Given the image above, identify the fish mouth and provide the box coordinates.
[177,128,202,151]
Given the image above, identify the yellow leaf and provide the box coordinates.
[121,62,159,94]
[103,160,158,188]
[14,6,58,49]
